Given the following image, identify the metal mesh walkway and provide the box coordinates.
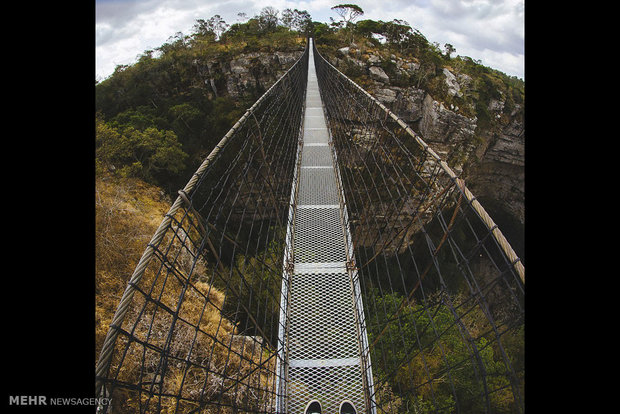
[277,39,374,414]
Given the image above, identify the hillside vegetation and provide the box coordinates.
[96,5,524,413]
[96,5,523,196]
[95,175,172,359]
[96,174,275,412]
[314,18,523,122]
[96,11,307,195]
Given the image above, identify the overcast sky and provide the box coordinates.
[96,0,524,82]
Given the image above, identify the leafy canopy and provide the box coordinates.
[331,4,364,27]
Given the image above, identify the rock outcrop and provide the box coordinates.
[198,45,523,235]
[467,111,525,224]
[199,50,304,100]
[326,46,524,229]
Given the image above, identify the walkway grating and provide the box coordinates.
[277,38,374,414]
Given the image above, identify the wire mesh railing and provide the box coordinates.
[95,42,309,413]
[313,42,524,413]
[96,36,524,414]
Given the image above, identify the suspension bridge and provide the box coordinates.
[96,38,524,413]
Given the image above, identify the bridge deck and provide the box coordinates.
[280,40,371,414]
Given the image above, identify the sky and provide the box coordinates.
[95,0,524,82]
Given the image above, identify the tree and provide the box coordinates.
[331,4,364,28]
[415,47,443,88]
[281,8,312,32]
[257,7,279,32]
[294,9,312,33]
[384,19,412,52]
[368,291,520,413]
[444,43,456,59]
[281,8,295,29]
[312,22,336,44]
[355,19,384,38]
[193,15,229,40]
[96,116,188,184]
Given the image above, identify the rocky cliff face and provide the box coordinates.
[328,45,524,228]
[201,45,523,246]
[467,109,524,224]
[200,50,304,100]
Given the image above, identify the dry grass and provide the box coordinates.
[96,175,276,413]
[96,175,172,358]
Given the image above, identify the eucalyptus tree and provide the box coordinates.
[193,15,229,41]
[331,4,364,28]
[281,8,312,33]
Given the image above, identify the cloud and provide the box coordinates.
[313,0,523,78]
[96,0,208,79]
[95,0,524,81]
